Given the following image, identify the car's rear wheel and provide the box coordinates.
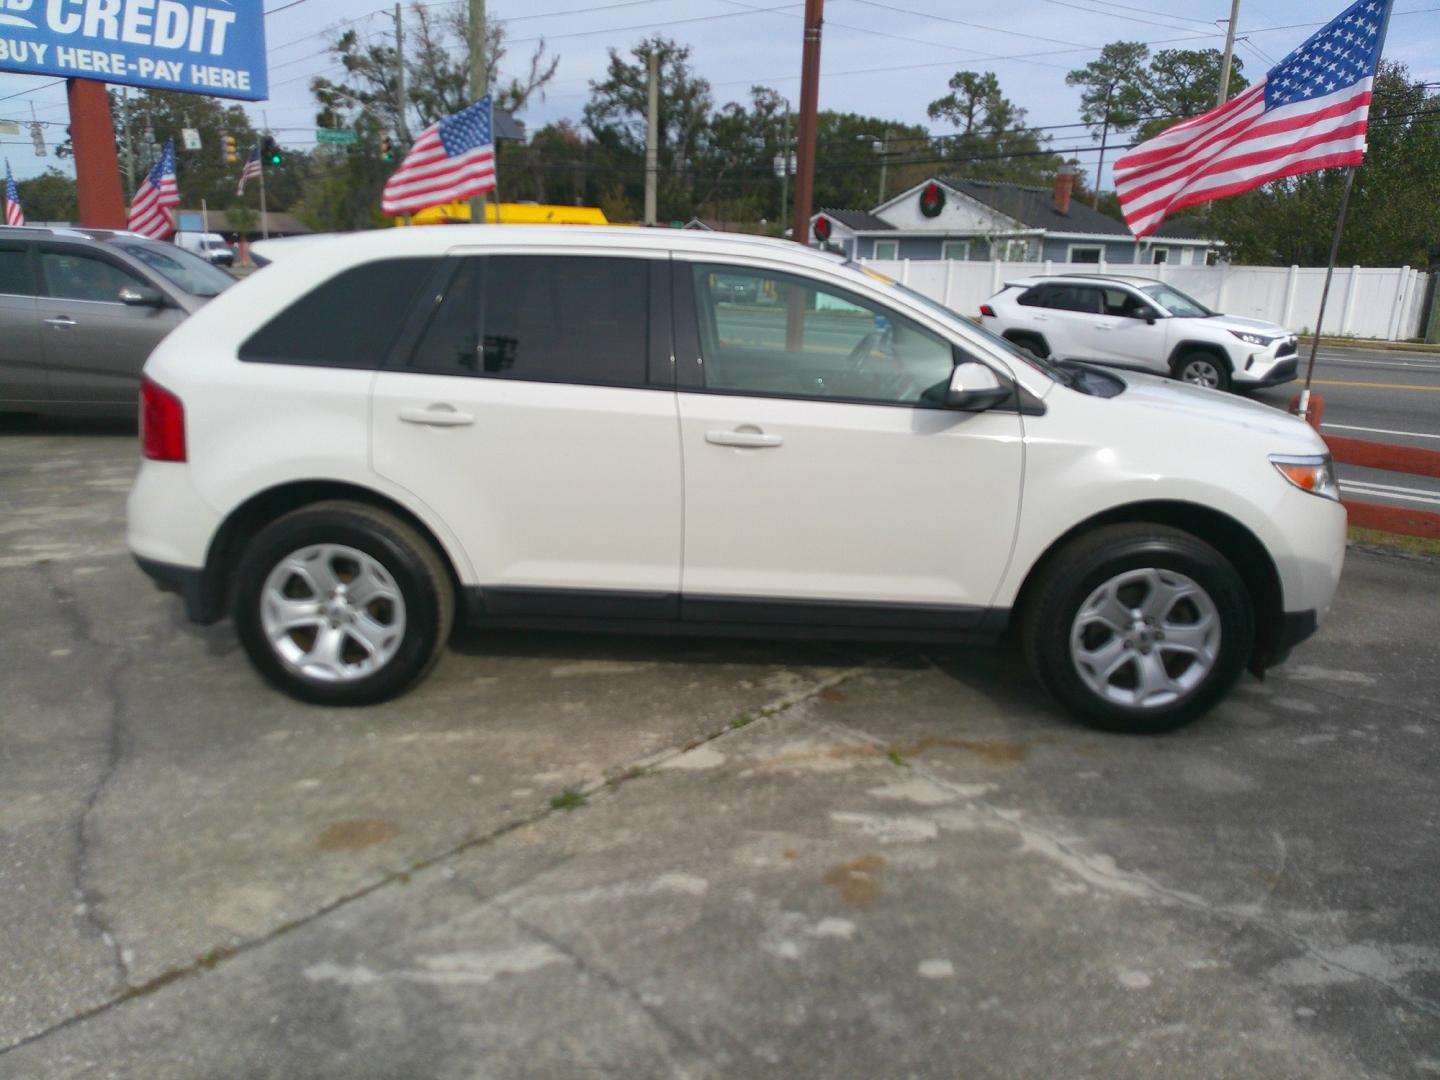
[233,501,453,706]
[1174,351,1231,392]
[1020,524,1253,733]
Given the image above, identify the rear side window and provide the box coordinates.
[406,255,650,387]
[241,258,440,369]
[0,245,31,296]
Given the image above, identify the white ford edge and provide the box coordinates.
[127,227,1346,733]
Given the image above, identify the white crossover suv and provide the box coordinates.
[127,228,1345,733]
[980,274,1299,393]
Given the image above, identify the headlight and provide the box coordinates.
[1271,454,1341,502]
[1231,330,1278,347]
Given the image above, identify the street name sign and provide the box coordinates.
[0,0,269,101]
[316,128,359,146]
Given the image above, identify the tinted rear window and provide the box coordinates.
[0,246,31,296]
[241,258,439,368]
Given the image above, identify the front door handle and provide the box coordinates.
[706,428,783,449]
[399,406,475,428]
[44,316,77,330]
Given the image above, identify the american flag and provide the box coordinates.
[1116,0,1391,238]
[128,140,180,240]
[381,96,496,216]
[236,144,262,196]
[4,160,24,227]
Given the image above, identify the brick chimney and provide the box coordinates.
[1053,163,1077,216]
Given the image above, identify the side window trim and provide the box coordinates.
[671,257,705,391]
[383,256,470,373]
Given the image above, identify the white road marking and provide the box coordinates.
[1319,355,1440,369]
[1341,481,1440,507]
[1323,423,1440,441]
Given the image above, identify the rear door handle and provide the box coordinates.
[44,316,77,330]
[706,428,783,449]
[399,406,475,428]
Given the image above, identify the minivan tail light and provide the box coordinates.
[141,377,187,462]
[979,304,997,318]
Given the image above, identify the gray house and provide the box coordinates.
[812,173,1222,267]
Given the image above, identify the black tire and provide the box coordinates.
[1019,524,1254,734]
[1173,350,1231,392]
[233,501,454,706]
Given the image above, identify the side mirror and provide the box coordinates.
[119,286,166,308]
[946,361,1011,412]
[1145,311,1158,325]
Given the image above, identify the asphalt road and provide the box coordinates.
[1249,346,1440,514]
[2,420,1438,1079]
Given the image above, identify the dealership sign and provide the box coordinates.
[0,0,268,101]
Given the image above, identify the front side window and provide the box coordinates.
[113,241,234,298]
[1141,283,1213,318]
[40,250,144,303]
[241,258,440,368]
[690,264,954,406]
[0,245,32,296]
[407,255,650,387]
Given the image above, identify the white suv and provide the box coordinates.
[980,274,1299,392]
[127,228,1345,733]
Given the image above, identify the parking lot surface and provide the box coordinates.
[2,418,1438,1079]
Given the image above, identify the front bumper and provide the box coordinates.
[1234,338,1300,387]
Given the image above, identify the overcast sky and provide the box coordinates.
[3,0,1437,192]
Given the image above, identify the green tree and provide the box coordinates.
[583,36,714,220]
[15,167,77,222]
[1209,63,1439,267]
[1139,49,1247,140]
[927,71,1062,187]
[1066,43,1151,204]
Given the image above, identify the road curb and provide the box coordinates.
[1301,338,1440,356]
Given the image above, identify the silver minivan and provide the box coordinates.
[0,226,235,418]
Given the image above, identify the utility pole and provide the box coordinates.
[877,129,891,204]
[644,50,659,226]
[790,0,823,247]
[779,107,791,238]
[1093,85,1113,210]
[1216,0,1241,107]
[394,4,409,144]
[468,0,488,225]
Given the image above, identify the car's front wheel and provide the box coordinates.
[1174,351,1232,392]
[1020,524,1254,733]
[233,501,454,706]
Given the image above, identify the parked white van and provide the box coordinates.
[174,231,235,268]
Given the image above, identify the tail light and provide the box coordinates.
[979,304,996,318]
[141,377,187,462]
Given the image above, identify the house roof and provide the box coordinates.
[935,177,1215,244]
[816,207,894,232]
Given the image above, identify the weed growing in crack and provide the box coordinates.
[550,789,587,812]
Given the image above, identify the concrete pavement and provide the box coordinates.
[2,419,1438,1079]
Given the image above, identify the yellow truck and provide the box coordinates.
[394,202,609,227]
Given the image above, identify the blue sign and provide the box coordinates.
[0,0,268,102]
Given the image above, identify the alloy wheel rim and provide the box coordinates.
[1069,568,1221,710]
[1182,360,1221,388]
[260,543,406,683]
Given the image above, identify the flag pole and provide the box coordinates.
[1295,0,1394,422]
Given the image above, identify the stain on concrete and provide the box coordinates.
[548,660,657,677]
[823,854,885,905]
[754,737,1029,773]
[918,959,955,979]
[315,820,402,852]
[1117,969,1153,990]
[305,943,565,988]
[659,746,727,771]
[818,688,849,704]
[1285,665,1377,686]
[831,811,939,843]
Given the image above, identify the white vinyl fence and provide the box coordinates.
[861,258,1432,342]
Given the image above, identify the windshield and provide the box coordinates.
[1141,282,1213,318]
[205,240,230,250]
[114,241,235,298]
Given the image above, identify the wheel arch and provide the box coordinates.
[189,480,464,624]
[1168,340,1233,374]
[1012,500,1284,677]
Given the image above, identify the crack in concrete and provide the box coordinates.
[38,562,134,993]
[819,701,1440,1022]
[0,656,885,1060]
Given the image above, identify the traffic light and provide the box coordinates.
[223,133,238,164]
[262,135,282,167]
[381,134,394,163]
